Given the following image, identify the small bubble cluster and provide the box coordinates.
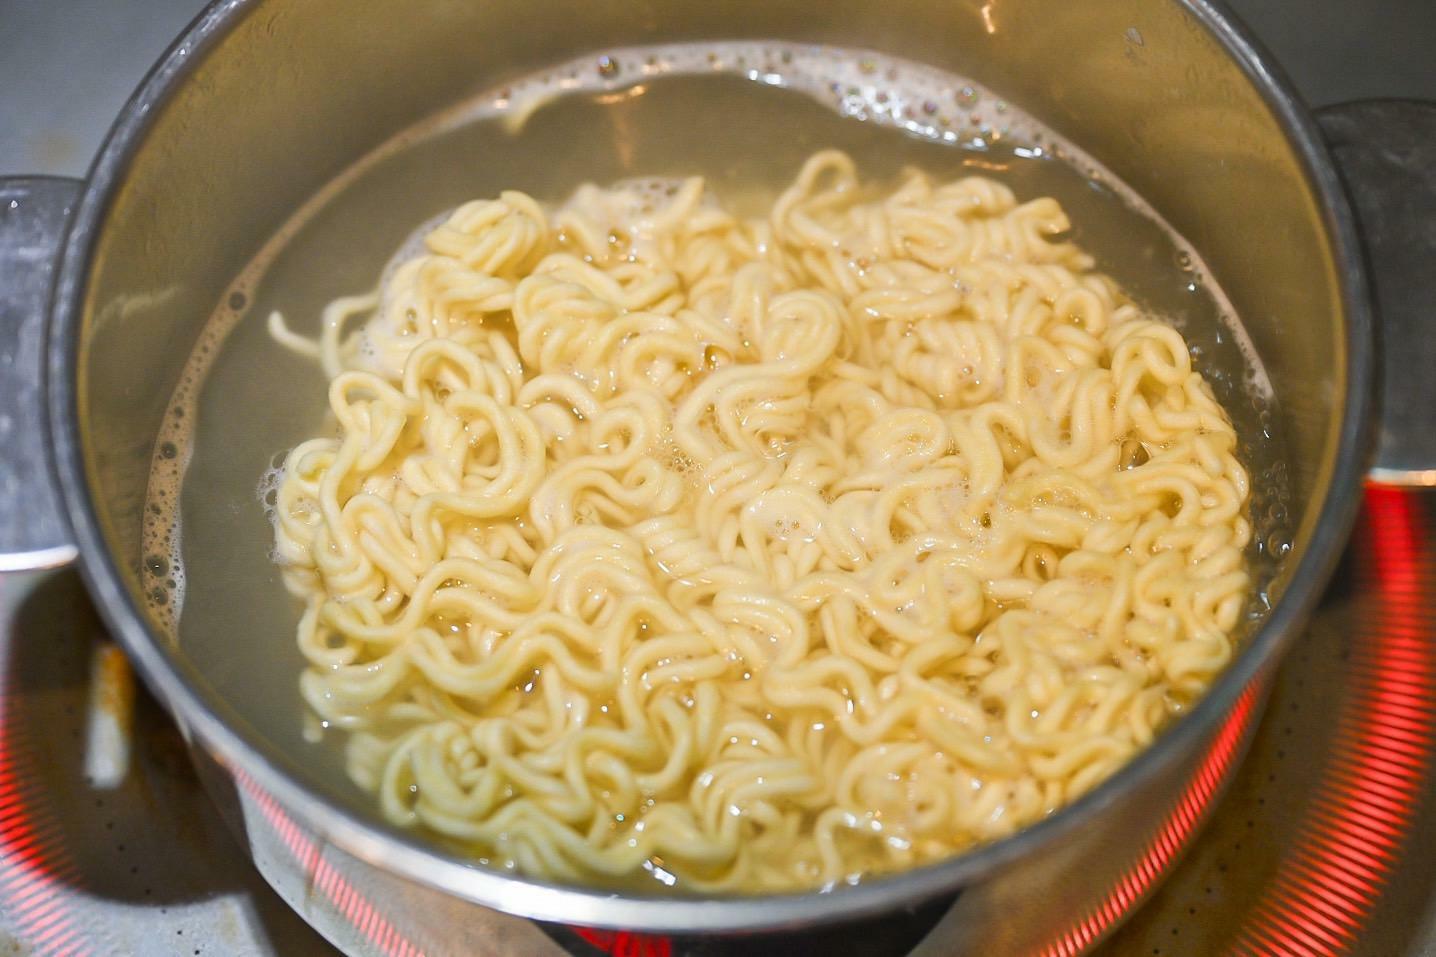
[140,267,261,637]
[438,41,1042,156]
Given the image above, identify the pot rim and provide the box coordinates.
[44,0,1375,934]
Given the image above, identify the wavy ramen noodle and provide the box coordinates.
[267,150,1251,892]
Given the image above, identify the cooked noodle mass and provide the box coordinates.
[268,150,1251,892]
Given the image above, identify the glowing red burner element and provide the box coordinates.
[572,925,674,957]
[0,583,87,957]
[1037,686,1260,957]
[1235,487,1435,957]
[0,574,88,954]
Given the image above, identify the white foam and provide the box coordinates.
[382,208,454,288]
[257,462,284,529]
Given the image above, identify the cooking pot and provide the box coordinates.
[2,0,1434,953]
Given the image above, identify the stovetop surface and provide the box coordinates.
[3,2,1435,955]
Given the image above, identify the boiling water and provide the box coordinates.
[139,41,1291,833]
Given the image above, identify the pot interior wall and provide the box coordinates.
[70,0,1347,865]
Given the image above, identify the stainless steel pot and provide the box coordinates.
[2,1,1434,953]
